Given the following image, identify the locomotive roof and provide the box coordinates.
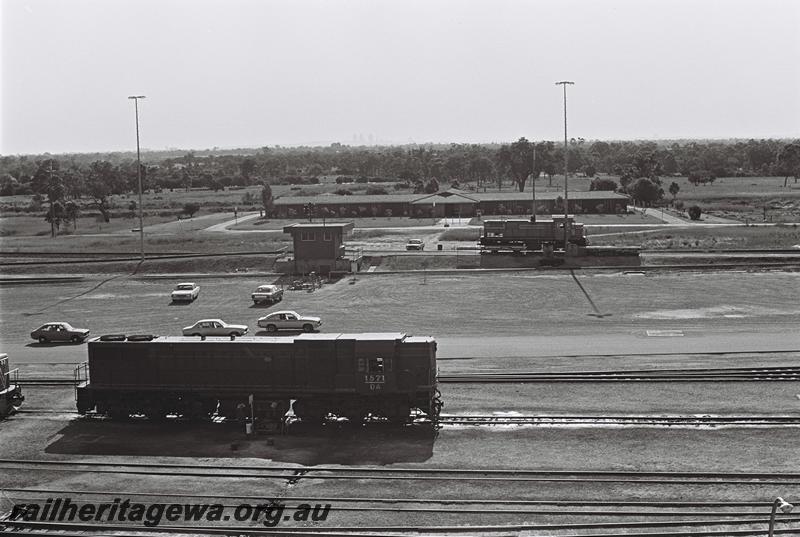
[88,333,430,344]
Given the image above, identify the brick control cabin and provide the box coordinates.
[283,222,355,275]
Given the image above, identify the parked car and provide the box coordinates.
[30,322,90,344]
[171,282,200,302]
[406,238,425,251]
[182,319,248,337]
[251,284,284,305]
[257,311,322,333]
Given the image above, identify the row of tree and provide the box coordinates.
[2,139,800,222]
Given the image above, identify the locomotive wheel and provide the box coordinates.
[143,403,166,421]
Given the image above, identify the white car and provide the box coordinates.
[171,282,200,302]
[406,238,425,251]
[251,284,284,305]
[257,311,322,333]
[182,319,248,337]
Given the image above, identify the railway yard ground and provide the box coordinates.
[1,266,800,535]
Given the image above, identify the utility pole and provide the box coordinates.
[530,143,536,223]
[128,95,146,261]
[555,81,574,249]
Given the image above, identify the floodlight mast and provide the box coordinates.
[555,81,574,249]
[128,95,146,261]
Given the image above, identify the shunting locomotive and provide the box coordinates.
[75,333,440,423]
[480,216,587,253]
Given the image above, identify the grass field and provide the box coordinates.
[590,225,800,249]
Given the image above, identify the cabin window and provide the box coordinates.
[323,231,333,241]
[300,231,315,241]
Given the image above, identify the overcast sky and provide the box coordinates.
[2,0,798,155]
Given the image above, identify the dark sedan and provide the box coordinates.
[30,322,90,344]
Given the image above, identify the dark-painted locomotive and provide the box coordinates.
[76,333,440,422]
[1,353,24,418]
[480,216,587,253]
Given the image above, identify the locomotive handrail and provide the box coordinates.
[2,368,19,391]
[73,362,89,401]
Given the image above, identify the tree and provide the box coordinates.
[688,205,702,220]
[64,200,80,231]
[32,160,65,237]
[182,202,200,218]
[583,164,597,178]
[261,183,274,217]
[86,161,122,223]
[424,178,439,194]
[496,138,535,192]
[240,158,256,183]
[589,177,618,191]
[44,200,65,234]
[669,181,680,200]
[628,178,664,206]
[776,143,800,187]
[688,170,715,186]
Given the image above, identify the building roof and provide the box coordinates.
[274,190,627,206]
[283,222,354,233]
[469,191,629,201]
[275,194,420,206]
[411,192,479,205]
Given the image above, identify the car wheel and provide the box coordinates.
[266,324,277,333]
[191,333,202,338]
[38,336,47,344]
[71,336,81,343]
[302,324,314,333]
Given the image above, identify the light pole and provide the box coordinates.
[128,95,146,261]
[530,143,536,223]
[768,497,793,537]
[555,80,574,249]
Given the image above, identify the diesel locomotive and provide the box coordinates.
[76,333,440,423]
[480,216,587,253]
[1,353,24,418]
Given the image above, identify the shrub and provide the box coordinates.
[334,188,352,196]
[688,205,702,220]
[365,186,388,195]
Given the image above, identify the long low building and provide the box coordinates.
[272,189,629,218]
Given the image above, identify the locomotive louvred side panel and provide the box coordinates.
[334,338,357,392]
[294,339,338,390]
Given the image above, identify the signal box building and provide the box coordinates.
[282,222,356,275]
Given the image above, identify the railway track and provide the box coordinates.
[19,365,800,386]
[3,469,798,535]
[1,459,799,484]
[14,408,800,429]
[436,414,800,426]
[3,517,800,536]
[439,365,800,383]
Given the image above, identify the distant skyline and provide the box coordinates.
[2,0,799,155]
